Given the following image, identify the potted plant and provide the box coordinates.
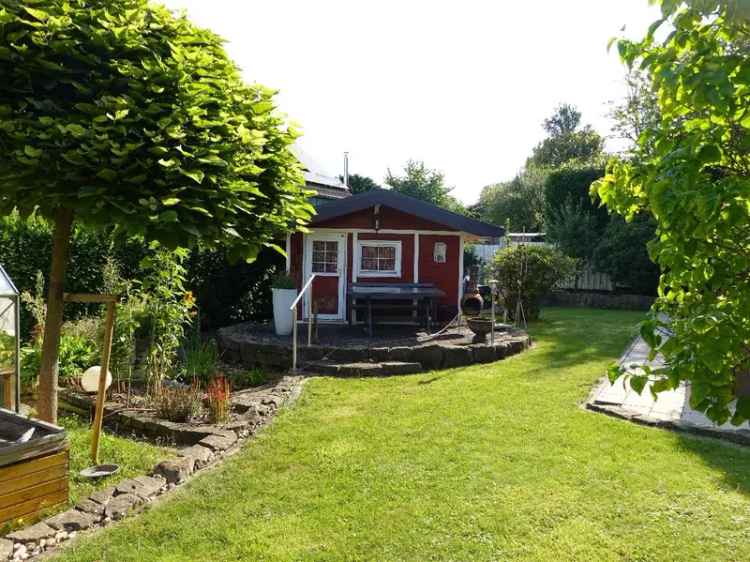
[271,273,297,336]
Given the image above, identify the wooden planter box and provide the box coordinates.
[0,409,68,527]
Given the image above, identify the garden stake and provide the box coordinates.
[92,300,116,464]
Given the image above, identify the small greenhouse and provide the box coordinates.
[0,264,20,412]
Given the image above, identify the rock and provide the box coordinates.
[199,432,237,452]
[45,509,96,532]
[89,486,116,506]
[411,344,444,370]
[441,345,473,368]
[153,457,193,484]
[493,341,509,360]
[368,347,392,362]
[7,522,56,544]
[116,475,165,499]
[380,361,422,375]
[0,538,13,560]
[75,498,105,516]
[469,344,496,364]
[388,346,414,362]
[104,493,142,520]
[12,544,27,560]
[178,444,213,469]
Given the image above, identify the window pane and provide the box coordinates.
[313,241,326,252]
[325,241,337,253]
[312,261,325,273]
[325,262,337,273]
[361,258,377,271]
[362,246,376,258]
[379,246,395,260]
[379,258,395,271]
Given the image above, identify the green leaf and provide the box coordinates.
[197,155,228,167]
[161,197,180,206]
[23,7,49,21]
[179,169,204,184]
[696,143,722,164]
[23,145,42,158]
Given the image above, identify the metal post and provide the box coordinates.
[490,288,496,346]
[307,284,312,347]
[14,294,20,413]
[292,305,298,373]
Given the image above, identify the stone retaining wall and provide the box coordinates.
[216,329,532,373]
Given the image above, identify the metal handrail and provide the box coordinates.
[291,273,317,373]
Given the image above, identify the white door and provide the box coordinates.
[304,232,347,321]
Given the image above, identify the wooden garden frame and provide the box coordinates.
[63,293,117,464]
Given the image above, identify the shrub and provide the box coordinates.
[20,332,97,389]
[491,245,577,321]
[153,382,201,423]
[231,368,266,389]
[271,273,296,290]
[592,214,659,296]
[206,375,231,424]
[181,332,218,384]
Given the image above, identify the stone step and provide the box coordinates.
[304,361,423,377]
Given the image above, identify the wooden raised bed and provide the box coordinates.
[0,409,68,527]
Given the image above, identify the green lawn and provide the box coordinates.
[61,415,174,505]
[55,308,750,561]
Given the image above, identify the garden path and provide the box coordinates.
[588,335,750,443]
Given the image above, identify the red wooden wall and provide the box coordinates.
[418,234,460,311]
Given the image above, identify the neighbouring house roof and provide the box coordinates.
[292,146,350,200]
[311,189,504,239]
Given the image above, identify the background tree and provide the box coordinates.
[0,0,313,422]
[529,104,604,168]
[385,160,467,214]
[340,173,380,194]
[478,166,547,232]
[608,69,660,154]
[593,1,750,424]
[592,214,659,296]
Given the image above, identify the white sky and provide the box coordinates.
[160,1,660,204]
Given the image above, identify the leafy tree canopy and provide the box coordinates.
[593,0,750,424]
[0,0,313,259]
[529,104,604,168]
[478,165,547,232]
[0,0,313,421]
[385,160,467,215]
[340,173,380,195]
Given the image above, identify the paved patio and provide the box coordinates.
[588,336,750,445]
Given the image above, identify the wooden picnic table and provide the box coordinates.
[348,283,446,336]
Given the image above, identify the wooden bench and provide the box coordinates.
[348,283,446,336]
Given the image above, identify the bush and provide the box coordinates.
[206,375,231,424]
[592,214,659,296]
[21,331,98,389]
[181,331,218,384]
[153,382,201,423]
[231,368,266,389]
[491,245,577,321]
[271,273,296,290]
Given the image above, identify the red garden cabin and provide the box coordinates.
[286,188,504,327]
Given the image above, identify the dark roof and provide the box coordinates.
[311,189,504,238]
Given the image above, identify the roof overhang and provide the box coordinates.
[310,189,504,239]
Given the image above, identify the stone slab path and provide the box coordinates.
[587,336,750,445]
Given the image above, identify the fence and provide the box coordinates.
[470,242,615,293]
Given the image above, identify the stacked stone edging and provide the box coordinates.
[217,328,532,373]
[2,377,303,561]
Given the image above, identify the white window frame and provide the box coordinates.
[355,240,402,278]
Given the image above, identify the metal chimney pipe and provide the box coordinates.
[343,152,349,189]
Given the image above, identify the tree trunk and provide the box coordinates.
[37,208,74,424]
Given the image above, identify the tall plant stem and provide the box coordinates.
[37,208,74,423]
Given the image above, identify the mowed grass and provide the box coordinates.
[61,415,174,505]
[55,308,750,561]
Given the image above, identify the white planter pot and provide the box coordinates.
[272,288,297,336]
